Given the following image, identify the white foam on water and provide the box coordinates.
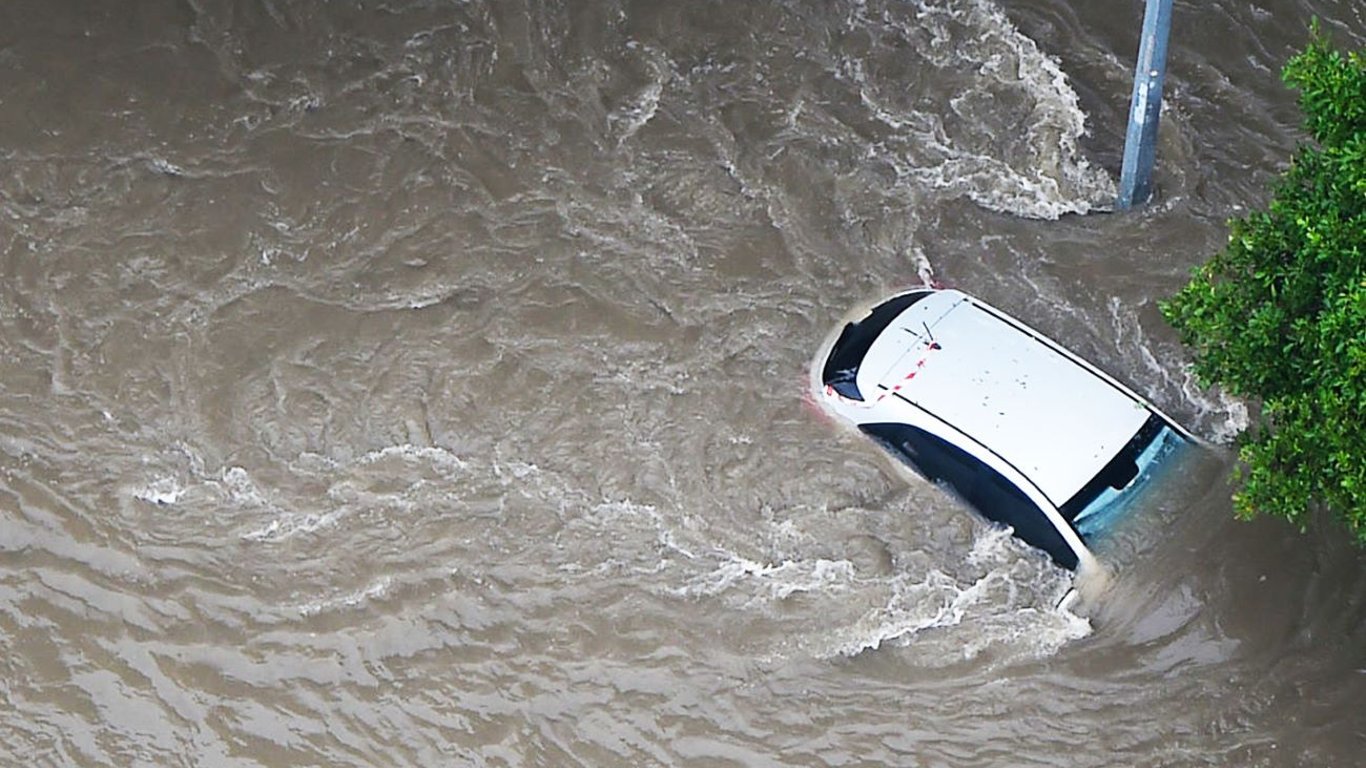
[820,569,983,656]
[678,555,861,605]
[491,458,543,482]
[571,498,707,569]
[356,443,469,475]
[848,0,1115,218]
[1185,377,1249,445]
[1105,296,1250,443]
[260,444,482,540]
[668,515,1090,664]
[131,476,186,506]
[940,0,1116,218]
[909,246,937,287]
[146,156,185,177]
[241,510,340,543]
[604,42,673,149]
[296,576,393,617]
[209,465,341,542]
[221,466,268,508]
[813,526,1090,661]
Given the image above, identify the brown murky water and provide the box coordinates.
[3,0,1365,765]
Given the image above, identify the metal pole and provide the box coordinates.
[1117,0,1174,209]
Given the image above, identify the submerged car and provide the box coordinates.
[813,287,1192,571]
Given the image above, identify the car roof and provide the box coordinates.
[856,289,1151,508]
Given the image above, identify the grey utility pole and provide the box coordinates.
[1117,0,1174,209]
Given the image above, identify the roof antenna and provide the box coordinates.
[924,322,941,350]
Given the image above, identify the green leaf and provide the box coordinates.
[1164,23,1366,544]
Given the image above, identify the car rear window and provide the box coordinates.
[822,290,931,401]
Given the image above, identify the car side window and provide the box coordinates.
[859,423,1078,570]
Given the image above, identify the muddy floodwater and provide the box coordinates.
[2,0,1365,765]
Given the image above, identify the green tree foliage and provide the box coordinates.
[1162,25,1366,541]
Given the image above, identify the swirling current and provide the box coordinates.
[2,0,1365,765]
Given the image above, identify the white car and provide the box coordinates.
[812,288,1192,571]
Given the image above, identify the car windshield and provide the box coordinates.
[1070,420,1188,538]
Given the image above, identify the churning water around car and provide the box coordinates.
[2,0,1365,765]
